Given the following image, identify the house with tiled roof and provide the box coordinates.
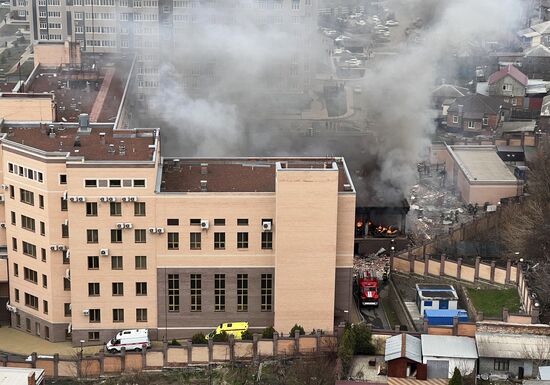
[446,93,511,133]
[488,65,528,109]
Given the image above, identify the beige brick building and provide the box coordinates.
[1,123,355,344]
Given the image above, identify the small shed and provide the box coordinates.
[421,335,478,379]
[539,367,550,380]
[0,367,45,385]
[385,333,426,379]
[415,284,459,314]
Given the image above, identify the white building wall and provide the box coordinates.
[423,356,477,378]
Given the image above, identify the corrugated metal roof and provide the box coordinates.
[421,335,478,359]
[385,334,422,363]
[476,333,550,359]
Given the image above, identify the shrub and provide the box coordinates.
[351,323,375,355]
[212,331,228,342]
[337,326,354,377]
[241,329,254,340]
[449,367,462,385]
[191,333,207,345]
[169,338,181,346]
[289,324,305,336]
[262,326,276,339]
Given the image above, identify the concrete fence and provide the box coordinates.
[0,332,338,379]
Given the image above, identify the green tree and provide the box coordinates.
[337,326,354,377]
[212,331,228,342]
[449,367,462,385]
[241,329,254,340]
[289,324,305,336]
[351,323,375,355]
[261,326,276,339]
[169,338,181,346]
[191,333,207,345]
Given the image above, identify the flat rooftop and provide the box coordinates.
[2,126,157,162]
[26,60,129,123]
[160,158,353,193]
[451,146,517,182]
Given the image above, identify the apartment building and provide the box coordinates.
[1,122,355,344]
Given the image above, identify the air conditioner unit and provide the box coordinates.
[62,191,68,200]
[0,223,5,228]
[124,223,133,229]
[5,303,14,312]
[108,197,116,202]
[0,184,8,190]
[69,303,72,310]
[129,196,138,202]
[122,197,130,202]
[0,195,5,202]
[78,196,86,202]
[100,196,108,202]
[11,307,17,313]
[116,223,124,229]
[156,227,165,234]
[148,227,156,233]
[64,268,70,279]
[200,219,209,230]
[262,221,272,231]
[58,245,67,251]
[69,196,78,202]
[50,245,58,251]
[82,309,89,316]
[100,248,109,256]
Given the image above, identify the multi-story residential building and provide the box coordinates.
[1,122,355,344]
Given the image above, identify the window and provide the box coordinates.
[136,308,148,322]
[42,274,47,288]
[88,331,100,341]
[262,232,273,249]
[135,255,147,270]
[59,174,67,184]
[512,98,517,106]
[111,256,123,270]
[467,121,475,129]
[111,229,123,243]
[237,218,248,226]
[61,198,68,211]
[214,219,225,226]
[503,84,511,91]
[61,224,69,238]
[16,313,20,327]
[14,288,20,303]
[237,274,248,312]
[40,222,45,236]
[39,195,44,209]
[10,211,15,225]
[26,318,31,332]
[261,274,273,311]
[494,359,509,371]
[167,218,179,225]
[109,179,122,188]
[20,189,34,205]
[41,248,47,262]
[63,277,71,291]
[13,263,18,277]
[190,232,201,250]
[168,274,180,312]
[214,232,225,249]
[190,219,201,226]
[24,267,38,283]
[134,179,146,187]
[214,274,225,312]
[136,282,147,295]
[64,303,72,317]
[189,274,203,314]
[424,300,433,306]
[237,232,248,249]
[89,309,100,322]
[21,215,35,232]
[88,256,99,269]
[112,282,124,296]
[85,179,97,187]
[482,117,489,126]
[9,185,14,199]
[45,326,50,340]
[62,250,69,264]
[452,115,459,124]
[86,202,98,216]
[87,229,99,243]
[168,232,179,249]
[12,237,17,251]
[134,202,146,216]
[110,202,122,216]
[36,322,41,336]
[22,241,37,258]
[135,229,146,243]
[43,300,48,314]
[25,293,38,309]
[88,282,100,296]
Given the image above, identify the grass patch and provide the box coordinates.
[467,287,520,318]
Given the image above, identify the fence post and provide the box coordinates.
[294,330,301,354]
[53,354,59,379]
[252,333,259,362]
[1,354,7,367]
[502,307,509,322]
[208,338,213,363]
[457,258,462,280]
[315,331,321,352]
[422,319,428,332]
[163,341,168,367]
[31,352,37,369]
[273,332,278,357]
[142,346,147,369]
[475,256,481,280]
[424,254,429,276]
[477,311,484,321]
[229,334,235,363]
[452,317,458,336]
[98,351,104,377]
[532,307,540,324]
[120,347,126,373]
[490,260,496,283]
[505,259,512,283]
[440,254,446,276]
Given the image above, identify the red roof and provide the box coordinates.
[487,64,528,86]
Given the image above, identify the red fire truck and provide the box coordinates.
[356,272,379,307]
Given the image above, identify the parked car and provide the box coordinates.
[385,20,399,26]
[106,329,150,353]
[206,322,249,340]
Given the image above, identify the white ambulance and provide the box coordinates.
[106,329,150,353]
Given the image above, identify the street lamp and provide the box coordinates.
[79,339,85,357]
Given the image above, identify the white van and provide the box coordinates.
[106,329,150,353]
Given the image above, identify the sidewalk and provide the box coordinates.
[0,327,102,357]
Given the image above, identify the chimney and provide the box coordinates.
[201,163,208,175]
[27,372,36,385]
[200,180,207,192]
[99,132,106,144]
[77,113,91,135]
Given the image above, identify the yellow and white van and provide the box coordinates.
[206,322,249,340]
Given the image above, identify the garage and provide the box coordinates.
[427,360,449,379]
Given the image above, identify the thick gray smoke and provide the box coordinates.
[143,0,524,202]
